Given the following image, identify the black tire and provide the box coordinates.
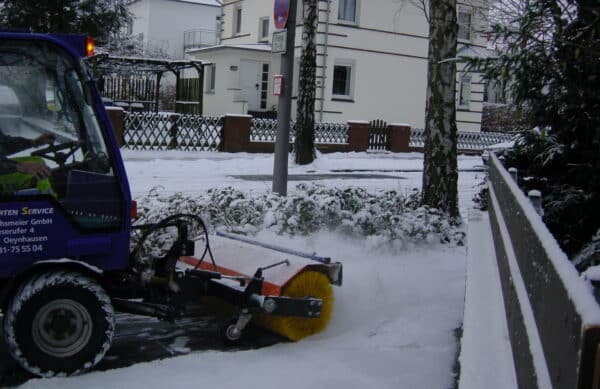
[3,271,115,377]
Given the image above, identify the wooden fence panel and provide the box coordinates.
[102,75,156,111]
[176,77,202,114]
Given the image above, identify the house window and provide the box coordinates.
[458,11,472,41]
[259,17,269,41]
[332,61,354,98]
[338,0,357,23]
[260,63,269,109]
[459,75,471,108]
[207,63,216,92]
[234,6,243,35]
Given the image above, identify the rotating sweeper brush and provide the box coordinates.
[179,230,342,341]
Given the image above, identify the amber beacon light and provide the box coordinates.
[86,37,95,56]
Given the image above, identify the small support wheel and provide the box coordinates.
[220,310,252,346]
[222,322,243,344]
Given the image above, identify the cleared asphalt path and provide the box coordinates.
[0,313,282,387]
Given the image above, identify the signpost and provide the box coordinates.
[272,30,287,53]
[272,0,297,196]
[273,75,283,96]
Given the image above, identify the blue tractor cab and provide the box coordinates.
[0,32,337,379]
[0,32,133,376]
[0,32,132,273]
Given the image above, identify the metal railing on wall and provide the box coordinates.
[250,118,348,144]
[121,112,511,153]
[409,128,513,152]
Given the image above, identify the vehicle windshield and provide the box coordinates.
[0,38,121,230]
[0,39,109,166]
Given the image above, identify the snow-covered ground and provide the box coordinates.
[18,151,502,389]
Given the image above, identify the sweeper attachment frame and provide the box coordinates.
[108,214,342,344]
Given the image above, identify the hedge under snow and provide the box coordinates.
[134,184,465,247]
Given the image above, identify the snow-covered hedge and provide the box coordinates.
[134,184,465,247]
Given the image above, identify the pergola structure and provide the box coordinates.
[86,54,207,113]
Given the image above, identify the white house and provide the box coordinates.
[189,0,489,132]
[127,0,222,59]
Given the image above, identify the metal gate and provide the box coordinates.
[368,119,390,150]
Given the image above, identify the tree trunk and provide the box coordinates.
[421,0,459,217]
[294,0,318,165]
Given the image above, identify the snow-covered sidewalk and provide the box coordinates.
[459,210,517,388]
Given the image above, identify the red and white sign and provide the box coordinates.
[273,75,284,96]
[274,0,290,29]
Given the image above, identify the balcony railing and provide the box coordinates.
[183,28,218,51]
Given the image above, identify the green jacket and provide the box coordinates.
[0,128,33,174]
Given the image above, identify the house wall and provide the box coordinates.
[200,49,281,116]
[217,0,488,131]
[455,0,488,131]
[129,0,151,39]
[220,0,275,44]
[311,46,427,126]
[456,63,485,132]
[307,0,430,126]
[130,0,221,59]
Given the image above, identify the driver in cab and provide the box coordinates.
[0,128,55,194]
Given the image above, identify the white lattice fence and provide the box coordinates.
[124,112,223,151]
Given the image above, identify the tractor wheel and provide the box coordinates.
[3,271,115,377]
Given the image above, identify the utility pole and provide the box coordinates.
[272,0,297,196]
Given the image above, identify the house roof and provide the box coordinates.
[176,0,221,6]
[128,0,221,6]
[187,44,273,54]
[87,54,207,75]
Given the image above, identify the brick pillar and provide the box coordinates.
[347,120,369,152]
[221,114,252,152]
[389,123,411,153]
[105,106,125,147]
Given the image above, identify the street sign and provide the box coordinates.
[273,75,284,96]
[274,0,290,29]
[272,30,287,53]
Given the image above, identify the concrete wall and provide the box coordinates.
[488,153,600,389]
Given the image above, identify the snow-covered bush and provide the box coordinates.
[472,175,488,211]
[574,230,600,271]
[469,0,600,269]
[133,184,465,248]
[498,131,600,261]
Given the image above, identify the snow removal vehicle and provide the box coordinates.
[0,32,342,377]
